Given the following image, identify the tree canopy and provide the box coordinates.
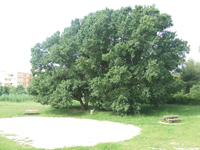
[28,5,190,115]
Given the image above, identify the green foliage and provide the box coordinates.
[181,59,200,93]
[9,85,27,94]
[0,94,32,102]
[167,94,200,105]
[167,84,200,105]
[166,73,186,96]
[0,86,10,96]
[167,92,191,105]
[29,5,190,115]
[189,84,200,100]
[0,85,26,96]
[0,85,30,102]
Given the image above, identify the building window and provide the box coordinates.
[5,78,12,81]
[7,74,14,77]
[18,73,23,77]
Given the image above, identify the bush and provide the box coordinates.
[190,85,200,97]
[167,93,194,105]
[0,86,10,96]
[167,85,200,105]
[0,85,31,102]
[9,85,27,94]
[0,94,33,102]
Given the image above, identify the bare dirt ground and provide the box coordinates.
[0,117,141,149]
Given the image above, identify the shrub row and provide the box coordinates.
[167,85,200,105]
[0,85,27,96]
[0,94,33,102]
[167,94,200,105]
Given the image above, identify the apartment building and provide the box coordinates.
[0,71,32,88]
[17,72,32,88]
[0,70,17,86]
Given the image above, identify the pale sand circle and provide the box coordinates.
[0,117,141,149]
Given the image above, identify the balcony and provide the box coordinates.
[7,74,14,77]
[4,83,13,86]
[4,81,14,84]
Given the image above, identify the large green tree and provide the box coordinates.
[28,5,190,115]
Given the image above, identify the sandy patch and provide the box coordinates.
[0,117,140,149]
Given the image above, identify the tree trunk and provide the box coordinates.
[80,100,88,110]
[74,96,88,110]
[82,91,88,110]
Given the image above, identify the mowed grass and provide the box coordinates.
[0,101,200,150]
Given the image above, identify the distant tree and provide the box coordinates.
[181,59,200,93]
[190,84,200,95]
[0,86,10,96]
[166,72,186,96]
[9,85,26,95]
[28,5,190,115]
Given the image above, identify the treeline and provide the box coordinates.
[167,59,200,105]
[0,85,32,102]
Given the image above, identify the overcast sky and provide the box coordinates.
[0,0,199,72]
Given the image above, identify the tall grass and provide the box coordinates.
[0,94,33,102]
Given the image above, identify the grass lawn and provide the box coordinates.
[0,101,200,150]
